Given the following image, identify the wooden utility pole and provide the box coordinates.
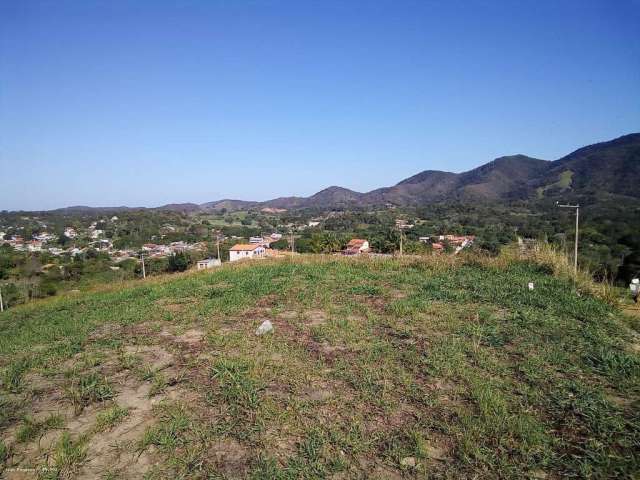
[399,227,403,257]
[140,253,146,279]
[216,234,221,261]
[0,285,4,312]
[290,231,295,253]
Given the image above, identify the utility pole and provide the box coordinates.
[140,253,146,279]
[556,202,580,274]
[216,234,221,261]
[0,285,4,312]
[399,227,403,257]
[290,230,295,253]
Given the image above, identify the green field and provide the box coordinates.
[1,252,639,479]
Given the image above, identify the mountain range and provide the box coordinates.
[50,133,640,214]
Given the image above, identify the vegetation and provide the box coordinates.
[0,251,638,478]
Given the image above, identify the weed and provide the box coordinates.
[16,414,64,443]
[95,404,129,431]
[1,357,30,393]
[66,372,114,414]
[50,432,88,477]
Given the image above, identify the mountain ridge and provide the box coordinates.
[36,132,640,213]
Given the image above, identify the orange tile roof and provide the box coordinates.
[230,244,261,251]
[346,239,367,248]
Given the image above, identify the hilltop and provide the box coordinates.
[1,251,639,478]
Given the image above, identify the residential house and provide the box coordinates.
[27,240,43,252]
[343,239,370,255]
[197,258,222,270]
[229,244,266,262]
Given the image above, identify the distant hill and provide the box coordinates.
[33,133,640,213]
[533,133,640,200]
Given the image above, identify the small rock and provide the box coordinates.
[528,282,534,290]
[530,470,548,479]
[255,320,273,336]
[400,456,416,467]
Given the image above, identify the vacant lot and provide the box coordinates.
[1,254,639,479]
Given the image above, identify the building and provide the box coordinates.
[343,239,370,255]
[229,244,266,262]
[27,240,43,252]
[64,227,77,238]
[249,236,264,244]
[197,258,222,270]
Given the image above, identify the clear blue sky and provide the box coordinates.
[1,0,639,211]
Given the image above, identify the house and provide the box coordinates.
[89,229,104,239]
[229,244,266,262]
[308,221,320,227]
[249,236,264,244]
[27,240,43,252]
[343,239,370,255]
[64,227,77,238]
[270,233,283,241]
[197,258,222,270]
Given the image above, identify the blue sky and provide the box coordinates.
[1,0,639,211]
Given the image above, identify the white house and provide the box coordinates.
[197,258,222,270]
[229,244,266,262]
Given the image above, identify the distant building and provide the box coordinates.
[270,233,283,240]
[27,240,43,252]
[343,239,370,255]
[197,258,222,270]
[432,242,444,251]
[64,227,77,238]
[229,244,266,262]
[308,221,320,227]
[249,236,264,244]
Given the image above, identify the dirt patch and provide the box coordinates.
[175,328,205,346]
[305,310,328,326]
[390,290,408,299]
[205,438,251,478]
[300,385,334,403]
[278,310,299,320]
[124,345,174,372]
[75,381,170,478]
[255,293,279,308]
[357,457,404,480]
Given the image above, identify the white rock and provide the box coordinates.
[400,456,416,467]
[528,282,534,290]
[255,320,273,336]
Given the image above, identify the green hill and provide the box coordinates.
[1,254,639,479]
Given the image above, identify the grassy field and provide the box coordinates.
[0,251,639,479]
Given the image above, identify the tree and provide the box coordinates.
[271,239,289,250]
[168,252,190,272]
